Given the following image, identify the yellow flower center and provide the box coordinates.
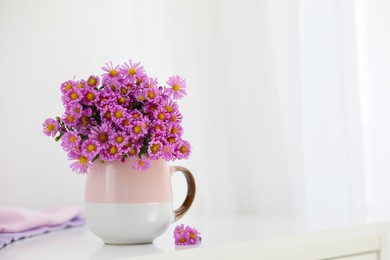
[129,148,136,156]
[88,77,97,86]
[109,146,117,155]
[67,115,75,123]
[87,144,96,152]
[69,135,77,143]
[138,160,144,166]
[171,127,178,134]
[110,84,116,91]
[47,123,55,132]
[109,69,117,77]
[70,92,79,100]
[128,68,136,76]
[86,92,95,101]
[122,119,130,127]
[155,125,161,131]
[172,84,180,92]
[180,146,187,154]
[165,106,172,113]
[81,116,89,126]
[77,82,84,89]
[120,87,127,95]
[133,113,139,119]
[115,110,123,119]
[105,111,111,119]
[168,137,175,144]
[99,133,108,142]
[118,97,126,104]
[75,107,81,114]
[133,126,141,134]
[158,113,165,120]
[138,95,144,101]
[151,144,160,153]
[189,233,196,239]
[79,156,87,164]
[172,116,177,122]
[65,84,73,91]
[179,237,186,243]
[116,136,124,143]
[148,91,155,99]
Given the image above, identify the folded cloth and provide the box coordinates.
[0,207,84,249]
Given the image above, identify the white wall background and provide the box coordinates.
[0,0,389,221]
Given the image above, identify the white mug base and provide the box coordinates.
[85,202,174,244]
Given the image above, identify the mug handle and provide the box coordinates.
[170,166,196,222]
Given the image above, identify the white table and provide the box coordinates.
[1,214,390,260]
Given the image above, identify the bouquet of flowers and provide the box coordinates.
[42,60,191,173]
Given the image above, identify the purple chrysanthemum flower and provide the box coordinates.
[61,131,81,152]
[100,142,122,161]
[87,75,100,88]
[126,144,140,158]
[129,120,147,139]
[166,75,187,100]
[104,77,121,93]
[101,61,120,81]
[109,131,128,147]
[170,111,183,124]
[120,60,146,81]
[68,151,91,174]
[175,140,191,159]
[110,105,127,125]
[81,139,101,160]
[89,123,113,148]
[147,139,163,159]
[68,103,83,118]
[133,157,151,170]
[60,80,75,94]
[62,112,79,127]
[63,87,83,105]
[169,123,183,137]
[42,118,59,137]
[174,224,201,246]
[161,143,174,161]
[75,80,86,90]
[154,108,169,122]
[82,88,99,105]
[163,99,179,114]
[144,88,160,103]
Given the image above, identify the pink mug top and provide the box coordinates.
[84,159,173,204]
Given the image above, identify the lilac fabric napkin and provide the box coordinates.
[0,207,85,249]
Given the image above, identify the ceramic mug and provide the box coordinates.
[84,158,195,244]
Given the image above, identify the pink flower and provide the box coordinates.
[42,118,59,137]
[100,142,122,161]
[89,123,113,147]
[166,75,187,100]
[147,139,163,159]
[109,131,128,147]
[129,120,147,139]
[110,105,127,125]
[63,87,83,104]
[68,151,91,174]
[101,61,120,81]
[60,80,75,94]
[81,139,101,160]
[174,224,201,246]
[61,131,81,152]
[82,88,99,105]
[161,143,174,160]
[62,112,79,127]
[87,75,100,88]
[133,157,151,170]
[175,140,191,159]
[120,60,145,81]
